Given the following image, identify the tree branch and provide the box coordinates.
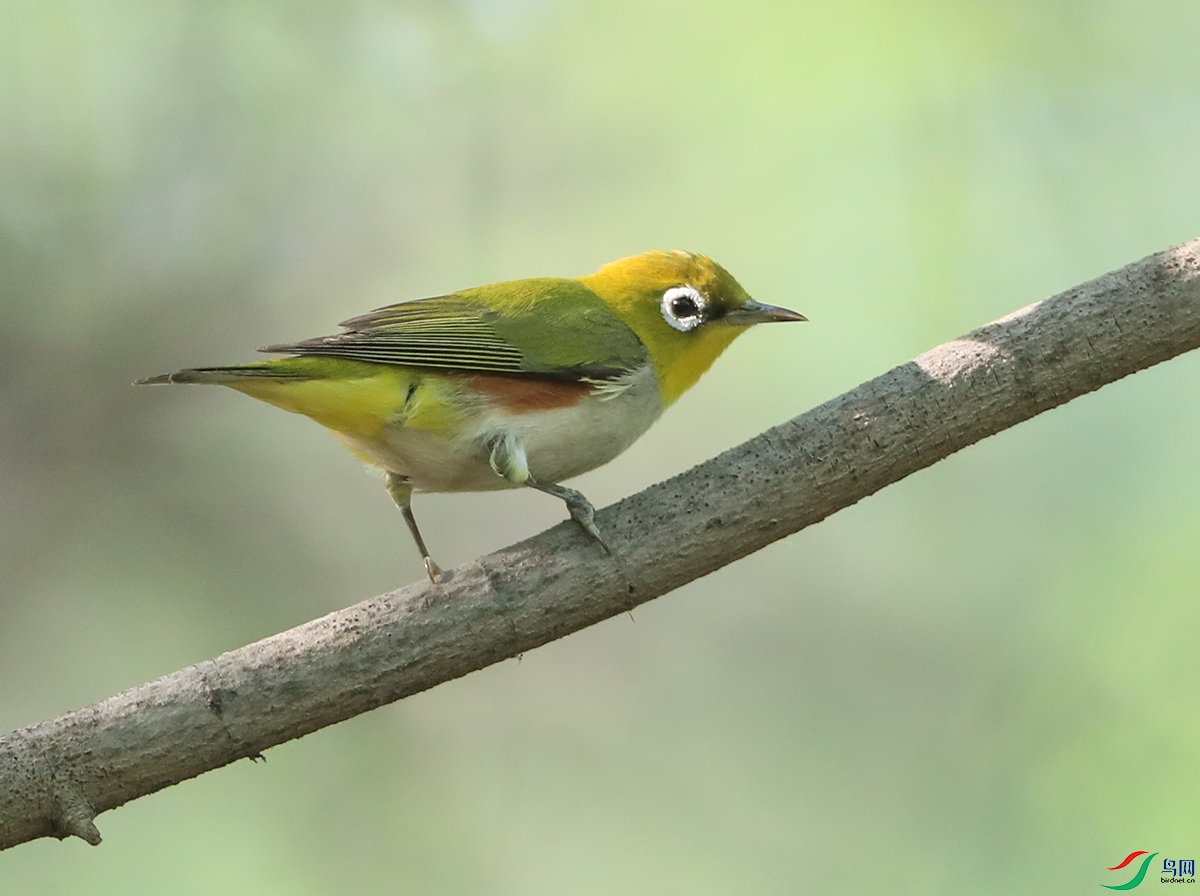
[4,239,1200,851]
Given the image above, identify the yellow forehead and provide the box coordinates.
[584,250,723,300]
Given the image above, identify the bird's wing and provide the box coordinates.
[259,278,649,381]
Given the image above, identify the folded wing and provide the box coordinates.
[260,279,648,382]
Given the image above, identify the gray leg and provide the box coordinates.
[527,477,610,554]
[488,434,609,552]
[384,472,443,583]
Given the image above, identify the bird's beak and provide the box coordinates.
[723,299,807,326]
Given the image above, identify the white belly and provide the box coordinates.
[362,365,662,493]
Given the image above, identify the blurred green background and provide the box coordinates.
[3,0,1199,892]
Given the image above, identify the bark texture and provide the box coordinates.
[3,239,1200,850]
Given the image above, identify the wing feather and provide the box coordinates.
[261,282,649,381]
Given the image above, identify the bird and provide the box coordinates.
[139,250,805,582]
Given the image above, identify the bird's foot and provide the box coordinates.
[423,556,444,583]
[560,488,611,555]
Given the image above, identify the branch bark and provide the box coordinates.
[4,239,1200,851]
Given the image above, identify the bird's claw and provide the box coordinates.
[563,490,611,554]
[423,557,444,583]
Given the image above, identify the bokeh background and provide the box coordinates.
[3,1,1200,893]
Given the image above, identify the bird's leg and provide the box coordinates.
[527,479,610,554]
[384,472,442,583]
[487,434,610,553]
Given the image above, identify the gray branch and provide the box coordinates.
[4,239,1200,851]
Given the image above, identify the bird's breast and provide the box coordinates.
[362,364,662,492]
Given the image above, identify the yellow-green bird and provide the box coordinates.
[140,250,805,581]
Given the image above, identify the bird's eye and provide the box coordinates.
[661,285,706,332]
[670,295,698,317]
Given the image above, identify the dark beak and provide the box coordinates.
[723,299,807,326]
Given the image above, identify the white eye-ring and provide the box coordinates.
[660,285,706,332]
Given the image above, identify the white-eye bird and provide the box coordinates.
[140,250,805,581]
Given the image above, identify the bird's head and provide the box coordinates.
[581,250,805,406]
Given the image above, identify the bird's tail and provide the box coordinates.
[136,361,313,385]
[136,357,411,440]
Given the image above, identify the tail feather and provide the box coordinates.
[137,357,411,438]
[136,362,314,386]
